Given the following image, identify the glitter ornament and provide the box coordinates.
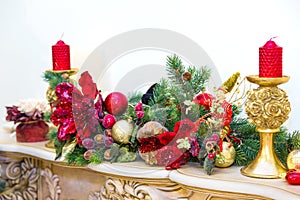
[104,92,128,115]
[215,142,236,168]
[287,149,300,170]
[111,120,134,144]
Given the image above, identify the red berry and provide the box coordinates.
[134,102,143,111]
[102,114,117,129]
[207,153,215,159]
[104,92,128,115]
[136,111,144,119]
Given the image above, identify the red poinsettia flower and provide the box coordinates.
[173,118,197,139]
[50,71,103,144]
[78,71,98,99]
[193,93,214,110]
[155,145,190,170]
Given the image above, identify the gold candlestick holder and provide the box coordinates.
[241,75,291,178]
[45,68,78,103]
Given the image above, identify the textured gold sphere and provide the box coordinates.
[287,149,300,170]
[111,120,133,144]
[46,86,57,102]
[215,142,236,168]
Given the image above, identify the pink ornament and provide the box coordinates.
[259,38,282,77]
[52,40,70,70]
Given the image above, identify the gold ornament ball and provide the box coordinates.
[287,149,300,170]
[111,120,133,144]
[46,86,57,102]
[215,142,236,168]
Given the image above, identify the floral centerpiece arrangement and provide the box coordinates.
[46,55,300,175]
[6,99,50,142]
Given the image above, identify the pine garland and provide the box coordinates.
[45,54,300,172]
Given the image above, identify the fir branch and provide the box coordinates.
[230,118,258,140]
[90,149,105,164]
[166,54,185,80]
[287,130,300,152]
[234,145,250,166]
[187,66,211,94]
[166,55,193,100]
[43,71,69,89]
[65,146,89,166]
[47,128,66,159]
[127,92,143,104]
[239,139,260,161]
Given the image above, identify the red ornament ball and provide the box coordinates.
[102,114,117,129]
[104,92,128,115]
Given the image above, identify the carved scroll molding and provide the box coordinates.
[89,178,193,200]
[41,168,61,200]
[0,157,39,200]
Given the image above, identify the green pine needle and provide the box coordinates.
[43,71,69,89]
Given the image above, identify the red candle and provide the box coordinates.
[52,40,70,70]
[259,38,282,77]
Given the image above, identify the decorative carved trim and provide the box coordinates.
[89,178,193,200]
[41,168,61,200]
[0,158,39,200]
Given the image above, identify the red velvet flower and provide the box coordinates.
[156,131,176,146]
[5,106,21,123]
[55,82,76,102]
[139,137,164,153]
[193,93,214,110]
[57,119,77,140]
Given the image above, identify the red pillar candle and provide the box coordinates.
[52,40,70,70]
[259,39,282,77]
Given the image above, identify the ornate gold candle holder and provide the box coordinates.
[45,68,78,102]
[241,75,291,178]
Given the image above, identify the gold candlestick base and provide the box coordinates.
[241,75,291,179]
[241,128,286,178]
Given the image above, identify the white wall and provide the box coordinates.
[1,0,300,131]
